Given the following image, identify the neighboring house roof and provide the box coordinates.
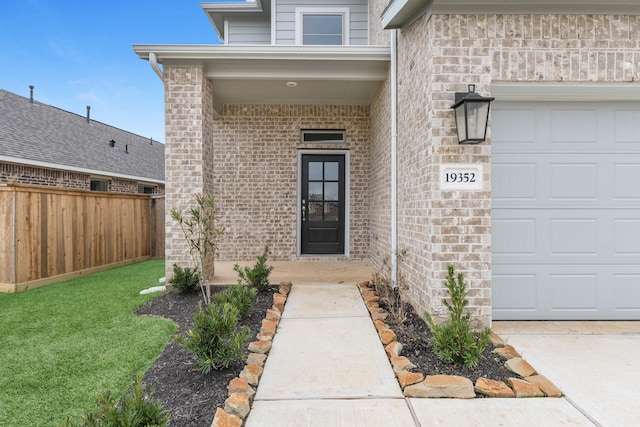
[0,89,164,184]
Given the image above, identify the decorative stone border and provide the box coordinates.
[357,280,563,399]
[211,278,564,426]
[211,281,292,427]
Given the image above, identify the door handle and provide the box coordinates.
[302,199,306,222]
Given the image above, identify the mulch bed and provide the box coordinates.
[384,305,521,387]
[135,284,521,426]
[136,286,276,427]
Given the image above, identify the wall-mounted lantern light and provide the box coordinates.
[450,84,495,144]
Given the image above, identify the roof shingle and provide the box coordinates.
[0,89,164,182]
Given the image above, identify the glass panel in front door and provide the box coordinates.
[307,161,340,221]
[324,202,339,221]
[309,162,323,180]
[324,162,339,180]
[308,182,323,201]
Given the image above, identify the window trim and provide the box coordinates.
[297,149,350,257]
[137,183,157,194]
[301,129,346,144]
[295,7,350,46]
[90,178,110,192]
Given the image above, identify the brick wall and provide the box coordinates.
[0,162,163,194]
[110,178,137,193]
[213,104,370,261]
[391,13,640,326]
[163,66,371,277]
[368,0,391,46]
[483,14,640,82]
[0,163,88,190]
[368,77,392,267]
[163,66,215,279]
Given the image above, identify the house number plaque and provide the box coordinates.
[440,164,483,190]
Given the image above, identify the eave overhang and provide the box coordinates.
[382,0,431,30]
[383,0,640,29]
[200,0,269,42]
[133,45,391,107]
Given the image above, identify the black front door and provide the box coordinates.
[301,154,345,254]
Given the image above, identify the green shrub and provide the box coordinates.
[424,265,491,369]
[62,372,169,427]
[177,302,250,373]
[168,264,200,294]
[213,282,257,318]
[234,246,274,292]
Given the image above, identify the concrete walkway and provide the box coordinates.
[494,321,640,427]
[245,283,415,426]
[244,283,600,427]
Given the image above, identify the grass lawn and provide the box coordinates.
[0,260,177,427]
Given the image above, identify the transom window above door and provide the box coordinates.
[295,8,350,46]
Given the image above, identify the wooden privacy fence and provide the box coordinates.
[0,184,165,292]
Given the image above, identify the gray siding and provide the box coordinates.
[227,17,271,44]
[275,0,369,45]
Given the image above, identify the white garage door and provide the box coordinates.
[492,101,640,320]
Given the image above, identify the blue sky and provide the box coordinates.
[0,1,222,142]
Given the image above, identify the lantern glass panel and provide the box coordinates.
[455,104,466,142]
[465,101,490,141]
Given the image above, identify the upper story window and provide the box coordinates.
[295,8,350,46]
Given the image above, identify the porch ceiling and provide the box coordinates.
[133,45,391,106]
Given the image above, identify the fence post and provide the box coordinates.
[11,186,16,285]
[150,195,165,259]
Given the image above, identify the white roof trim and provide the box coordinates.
[0,156,165,185]
[382,0,431,30]
[201,0,264,13]
[491,82,640,102]
[133,44,391,62]
[382,0,640,29]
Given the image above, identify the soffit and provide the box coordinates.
[133,45,391,106]
[383,0,640,29]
